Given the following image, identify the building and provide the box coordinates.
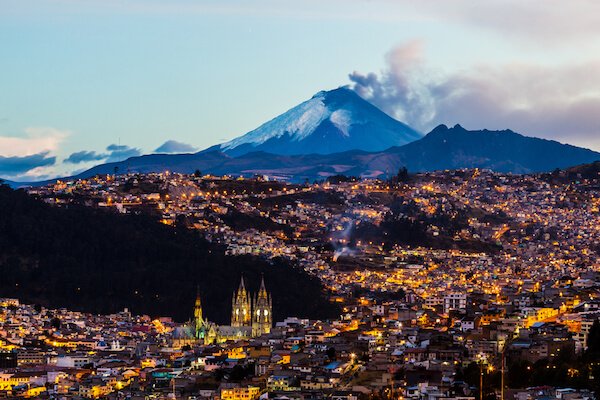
[220,385,261,400]
[172,275,273,347]
[232,276,252,328]
[444,293,467,315]
[252,275,273,337]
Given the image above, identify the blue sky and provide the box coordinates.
[1,0,600,180]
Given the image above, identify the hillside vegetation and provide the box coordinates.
[0,184,339,323]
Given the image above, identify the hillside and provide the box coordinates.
[384,124,600,174]
[564,161,600,180]
[0,183,339,323]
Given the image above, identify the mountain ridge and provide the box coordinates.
[4,85,600,186]
[6,124,599,187]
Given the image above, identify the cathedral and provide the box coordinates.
[173,275,272,347]
[231,274,273,337]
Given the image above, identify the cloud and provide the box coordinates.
[105,144,141,162]
[0,151,56,176]
[0,127,69,158]
[155,140,197,153]
[349,42,600,150]
[0,127,69,180]
[407,1,600,45]
[64,150,108,164]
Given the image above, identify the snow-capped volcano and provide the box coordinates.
[218,87,422,156]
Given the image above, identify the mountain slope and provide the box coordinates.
[384,124,600,174]
[212,125,600,178]
[217,87,422,156]
[0,184,339,322]
[6,126,600,187]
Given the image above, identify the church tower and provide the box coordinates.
[231,276,251,327]
[252,275,272,337]
[194,286,205,340]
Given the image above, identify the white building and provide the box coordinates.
[443,293,467,315]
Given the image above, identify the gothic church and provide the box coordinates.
[173,275,272,347]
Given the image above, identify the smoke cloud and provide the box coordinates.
[349,42,600,150]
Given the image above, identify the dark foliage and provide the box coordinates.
[0,184,339,323]
[220,209,292,235]
[326,175,359,184]
[541,161,600,183]
[586,320,600,359]
[251,190,345,209]
[502,331,600,391]
[353,211,500,253]
[388,167,410,186]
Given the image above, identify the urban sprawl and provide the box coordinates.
[2,169,600,399]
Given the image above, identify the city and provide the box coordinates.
[1,167,599,399]
[2,1,600,399]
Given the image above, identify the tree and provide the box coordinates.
[388,167,409,186]
[326,175,357,184]
[326,347,336,361]
[50,317,61,330]
[585,319,600,360]
[0,184,340,324]
[552,167,561,176]
[397,167,409,183]
[194,169,202,178]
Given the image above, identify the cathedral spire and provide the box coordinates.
[194,285,202,320]
[259,273,266,293]
[252,274,272,337]
[194,285,204,339]
[231,275,251,327]
[239,274,247,294]
[256,273,269,300]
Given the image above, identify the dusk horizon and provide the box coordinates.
[2,0,600,181]
[1,2,600,399]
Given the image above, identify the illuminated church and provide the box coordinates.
[173,275,272,347]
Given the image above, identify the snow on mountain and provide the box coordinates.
[223,93,329,149]
[219,87,422,156]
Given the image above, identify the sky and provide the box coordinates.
[1,0,600,181]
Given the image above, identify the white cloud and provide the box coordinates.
[0,127,71,181]
[0,127,69,157]
[155,140,197,153]
[19,165,57,180]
